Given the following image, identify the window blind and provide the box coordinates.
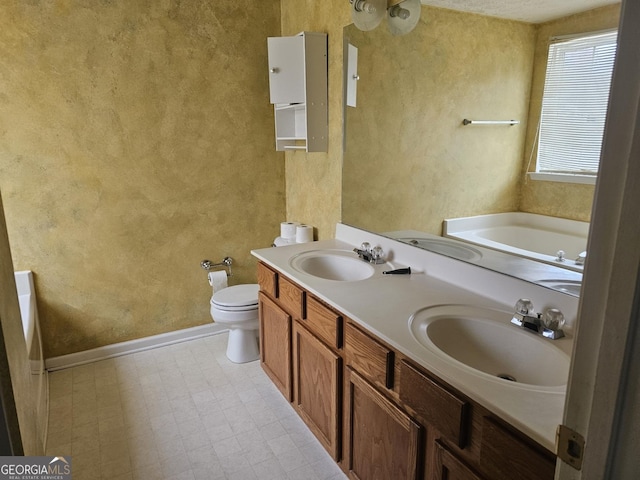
[537,30,617,176]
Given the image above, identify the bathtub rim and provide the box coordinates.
[443,212,589,273]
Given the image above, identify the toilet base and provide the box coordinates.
[226,328,260,364]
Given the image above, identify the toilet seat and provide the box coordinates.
[211,284,259,312]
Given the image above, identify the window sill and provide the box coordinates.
[528,172,597,185]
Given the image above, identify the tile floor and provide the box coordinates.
[45,332,348,480]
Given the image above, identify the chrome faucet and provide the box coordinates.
[353,242,386,264]
[511,299,565,339]
[510,299,541,333]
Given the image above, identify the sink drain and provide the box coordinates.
[497,373,517,382]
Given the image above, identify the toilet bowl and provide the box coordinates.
[210,284,260,363]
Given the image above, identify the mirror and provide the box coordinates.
[342,3,621,296]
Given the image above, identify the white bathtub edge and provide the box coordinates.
[14,270,34,297]
[443,213,588,272]
[45,323,229,371]
[18,294,35,351]
[444,212,589,236]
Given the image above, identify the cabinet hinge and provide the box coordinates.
[556,424,585,470]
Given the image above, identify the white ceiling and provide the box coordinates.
[420,0,620,24]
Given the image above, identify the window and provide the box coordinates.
[533,30,617,184]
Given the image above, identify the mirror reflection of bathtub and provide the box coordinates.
[443,212,589,272]
[385,223,584,297]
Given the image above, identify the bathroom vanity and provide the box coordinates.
[252,224,577,480]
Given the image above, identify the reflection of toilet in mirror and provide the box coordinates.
[210,283,260,364]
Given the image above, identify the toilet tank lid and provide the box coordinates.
[212,284,260,307]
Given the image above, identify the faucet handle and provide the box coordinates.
[541,308,565,339]
[514,298,534,315]
[360,242,371,253]
[541,308,565,330]
[511,299,540,331]
[370,246,385,264]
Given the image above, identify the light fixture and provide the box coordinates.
[387,0,421,36]
[350,0,386,31]
[349,0,422,36]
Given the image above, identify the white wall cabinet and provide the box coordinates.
[267,32,328,152]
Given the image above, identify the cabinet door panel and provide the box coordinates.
[293,322,341,460]
[347,368,421,480]
[259,293,292,401]
[433,441,484,480]
[267,36,305,104]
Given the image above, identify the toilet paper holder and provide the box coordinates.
[201,257,233,277]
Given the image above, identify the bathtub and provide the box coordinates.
[14,271,48,451]
[443,213,589,272]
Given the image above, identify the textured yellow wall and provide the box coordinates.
[0,0,284,357]
[280,0,350,240]
[520,4,621,221]
[343,6,535,235]
[0,0,619,360]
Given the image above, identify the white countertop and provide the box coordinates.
[252,224,578,451]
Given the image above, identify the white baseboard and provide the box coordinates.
[45,323,229,371]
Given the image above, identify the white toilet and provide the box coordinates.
[210,284,260,363]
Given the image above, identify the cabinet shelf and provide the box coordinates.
[275,103,304,111]
[267,32,328,152]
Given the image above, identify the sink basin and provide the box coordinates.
[289,249,376,281]
[409,305,570,388]
[399,238,483,261]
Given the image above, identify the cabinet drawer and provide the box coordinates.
[345,322,394,389]
[278,275,305,320]
[301,296,342,350]
[257,262,278,298]
[399,361,470,448]
[479,416,555,480]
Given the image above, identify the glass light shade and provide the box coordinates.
[351,0,385,31]
[387,0,421,36]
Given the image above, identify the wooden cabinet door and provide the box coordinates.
[346,368,422,480]
[433,441,484,480]
[293,321,342,461]
[259,292,292,401]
